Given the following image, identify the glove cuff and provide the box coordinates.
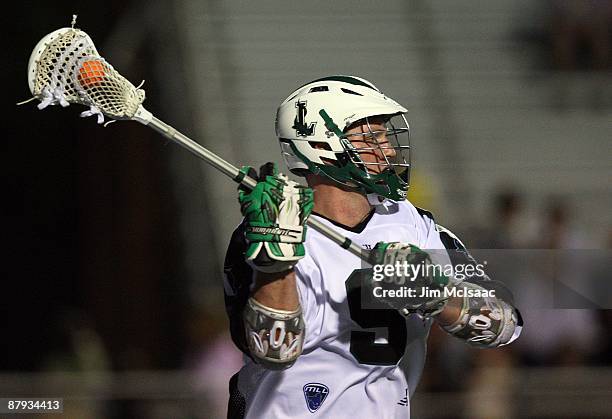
[246,242,305,273]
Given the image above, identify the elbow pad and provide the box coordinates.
[442,282,522,348]
[243,297,305,369]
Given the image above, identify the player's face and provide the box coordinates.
[345,117,396,174]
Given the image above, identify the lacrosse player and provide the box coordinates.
[223,76,522,418]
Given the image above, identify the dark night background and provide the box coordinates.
[5,2,187,372]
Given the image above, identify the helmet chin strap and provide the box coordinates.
[367,193,386,206]
[367,193,400,213]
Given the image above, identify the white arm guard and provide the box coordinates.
[441,282,523,348]
[243,297,305,369]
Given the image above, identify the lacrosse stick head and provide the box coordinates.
[27,26,146,121]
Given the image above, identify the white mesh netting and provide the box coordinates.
[32,28,145,121]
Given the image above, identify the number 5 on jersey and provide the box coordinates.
[345,269,407,365]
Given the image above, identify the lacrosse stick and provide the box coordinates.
[22,23,369,262]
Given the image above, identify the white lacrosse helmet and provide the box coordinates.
[276,75,410,201]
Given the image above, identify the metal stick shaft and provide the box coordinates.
[145,115,369,261]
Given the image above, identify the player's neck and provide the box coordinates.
[306,176,371,228]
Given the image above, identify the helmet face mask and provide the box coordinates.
[276,76,411,201]
[342,115,410,193]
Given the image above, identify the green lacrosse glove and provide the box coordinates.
[368,242,451,316]
[238,162,314,273]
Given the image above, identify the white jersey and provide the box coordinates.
[224,200,451,419]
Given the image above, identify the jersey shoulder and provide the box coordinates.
[398,201,463,244]
[399,201,471,254]
[392,199,435,229]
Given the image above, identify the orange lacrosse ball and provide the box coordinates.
[77,60,106,87]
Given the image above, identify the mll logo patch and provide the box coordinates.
[303,383,329,413]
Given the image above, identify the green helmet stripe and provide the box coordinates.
[319,109,344,138]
